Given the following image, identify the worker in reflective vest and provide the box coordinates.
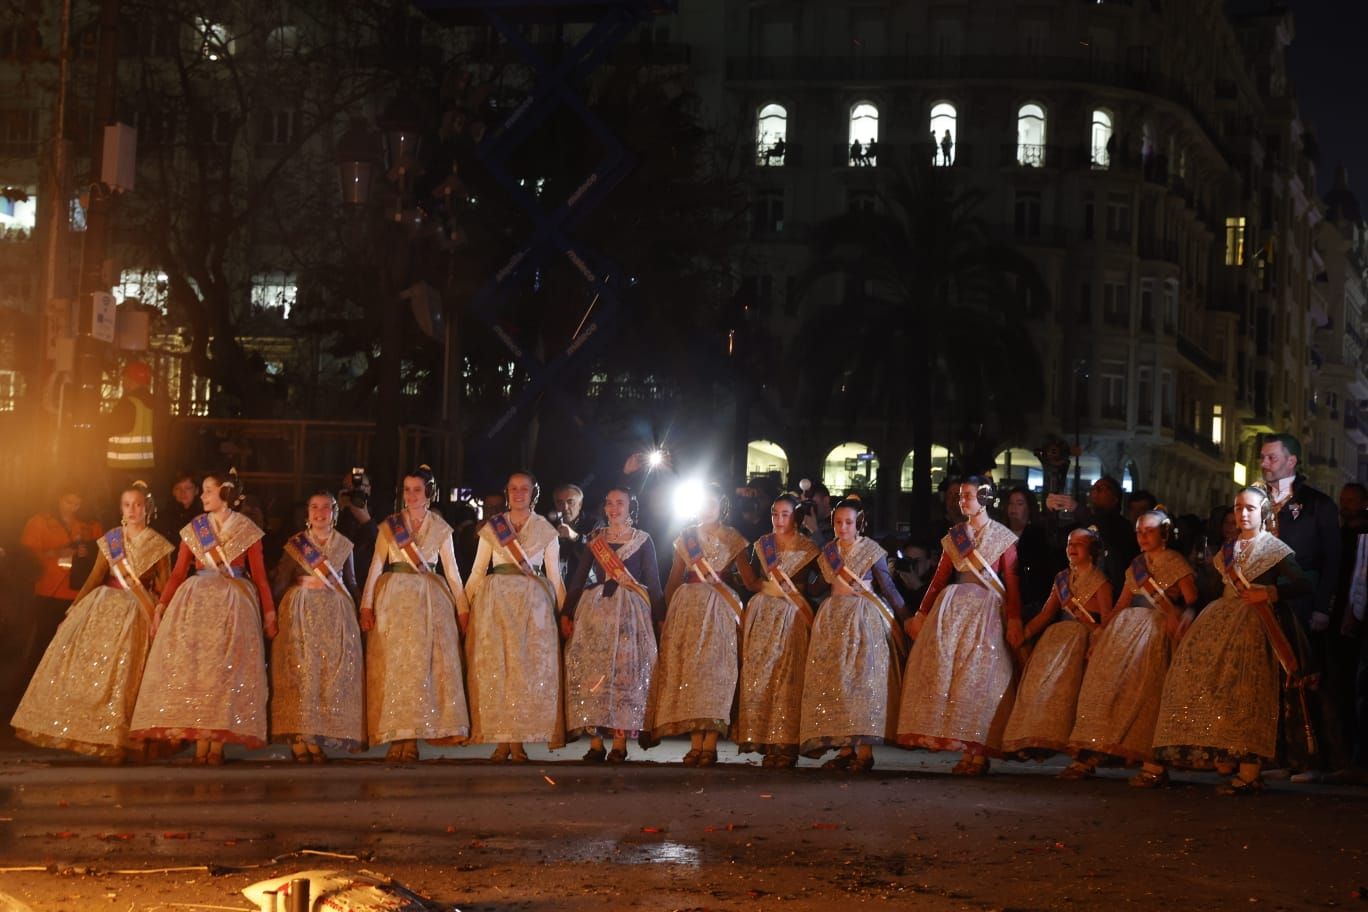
[106,361,156,473]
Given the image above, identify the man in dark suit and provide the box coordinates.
[1259,433,1344,778]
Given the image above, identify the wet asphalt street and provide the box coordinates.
[0,738,1366,911]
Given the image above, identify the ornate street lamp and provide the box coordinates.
[335,120,382,208]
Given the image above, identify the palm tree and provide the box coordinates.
[793,163,1048,534]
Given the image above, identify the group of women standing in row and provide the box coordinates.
[11,468,1313,794]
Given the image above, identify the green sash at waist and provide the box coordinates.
[386,561,435,574]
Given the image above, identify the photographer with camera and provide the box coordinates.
[549,483,595,578]
[338,468,379,582]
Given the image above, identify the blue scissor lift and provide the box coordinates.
[413,0,678,478]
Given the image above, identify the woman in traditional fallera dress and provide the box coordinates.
[897,477,1021,776]
[799,498,906,772]
[646,483,755,767]
[465,472,565,761]
[736,493,820,767]
[1003,527,1112,768]
[562,486,663,762]
[269,491,365,762]
[1066,507,1199,786]
[129,471,277,765]
[360,467,471,762]
[1152,486,1313,794]
[12,483,173,761]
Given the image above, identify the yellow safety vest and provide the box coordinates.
[106,396,155,468]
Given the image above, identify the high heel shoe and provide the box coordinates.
[681,749,702,767]
[822,751,853,771]
[490,744,511,762]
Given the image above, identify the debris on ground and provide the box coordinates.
[242,869,447,911]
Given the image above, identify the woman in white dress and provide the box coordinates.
[798,498,906,772]
[897,477,1020,776]
[12,482,173,762]
[1066,507,1199,786]
[736,493,819,767]
[465,471,565,762]
[1002,527,1112,767]
[360,466,470,762]
[562,485,663,762]
[1152,486,1312,794]
[129,470,277,766]
[270,491,365,762]
[646,484,755,767]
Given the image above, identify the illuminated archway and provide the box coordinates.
[899,445,951,492]
[746,439,789,479]
[823,442,879,493]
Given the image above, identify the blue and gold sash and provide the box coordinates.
[682,527,743,622]
[284,532,346,594]
[822,539,906,656]
[190,514,233,575]
[949,523,1007,599]
[758,533,813,626]
[384,513,430,573]
[1053,569,1099,626]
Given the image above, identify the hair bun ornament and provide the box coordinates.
[1153,503,1169,514]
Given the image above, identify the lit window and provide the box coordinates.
[1225,216,1246,266]
[1017,103,1045,166]
[115,269,170,313]
[1211,403,1224,446]
[848,101,878,166]
[930,102,956,166]
[197,18,233,60]
[1091,108,1113,169]
[900,445,951,493]
[824,442,879,493]
[251,271,297,318]
[746,440,789,479]
[756,103,787,166]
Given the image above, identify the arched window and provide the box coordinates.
[756,103,788,166]
[823,442,879,493]
[993,447,1045,491]
[1091,108,1113,169]
[1016,103,1045,166]
[930,102,957,166]
[848,101,878,166]
[746,439,789,480]
[899,445,951,493]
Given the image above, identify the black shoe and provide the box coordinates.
[582,746,606,763]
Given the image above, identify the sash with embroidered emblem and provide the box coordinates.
[1053,570,1099,626]
[589,532,651,604]
[103,527,158,619]
[190,514,233,576]
[284,532,347,595]
[1129,554,1179,616]
[1220,540,1301,679]
[681,527,744,622]
[949,523,1007,599]
[758,534,814,626]
[384,513,431,573]
[487,513,536,577]
[822,539,906,658]
[486,513,557,609]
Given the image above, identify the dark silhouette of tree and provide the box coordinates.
[793,163,1047,533]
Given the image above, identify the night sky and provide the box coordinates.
[1286,2,1367,199]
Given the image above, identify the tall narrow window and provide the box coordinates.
[1225,216,1246,265]
[1101,360,1127,420]
[930,102,956,166]
[756,103,787,166]
[753,189,784,236]
[1211,403,1224,446]
[1017,103,1046,166]
[1091,108,1113,169]
[848,101,878,166]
